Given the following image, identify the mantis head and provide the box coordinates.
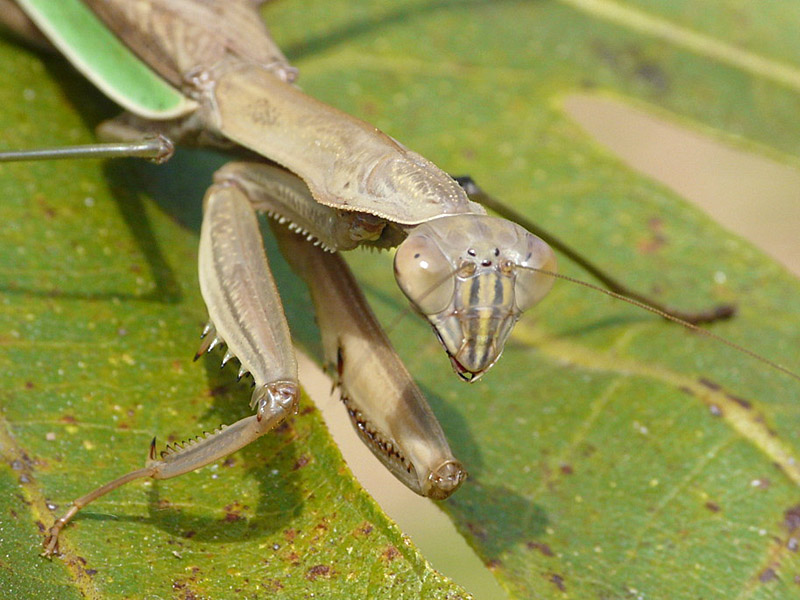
[394,214,556,381]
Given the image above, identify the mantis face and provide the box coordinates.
[394,214,557,381]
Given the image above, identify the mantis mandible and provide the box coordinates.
[3,0,788,565]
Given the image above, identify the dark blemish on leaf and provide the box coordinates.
[759,568,778,583]
[36,196,56,219]
[705,501,721,513]
[636,230,666,255]
[382,545,400,562]
[182,530,196,539]
[305,565,332,581]
[728,394,752,410]
[549,573,566,592]
[699,378,721,391]
[35,520,45,533]
[85,569,97,576]
[355,522,373,537]
[679,386,695,397]
[635,62,670,93]
[10,460,22,471]
[526,541,554,557]
[224,511,243,523]
[466,521,488,541]
[486,559,502,570]
[560,464,574,475]
[172,579,199,600]
[300,405,315,415]
[292,455,310,470]
[784,505,800,531]
[580,443,597,458]
[59,415,77,424]
[222,457,235,468]
[25,381,34,389]
[261,578,284,592]
[284,528,297,542]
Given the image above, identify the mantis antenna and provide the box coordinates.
[521,265,800,385]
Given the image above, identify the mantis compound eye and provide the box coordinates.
[512,233,558,313]
[394,233,456,315]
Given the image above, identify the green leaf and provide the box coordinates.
[2,1,800,599]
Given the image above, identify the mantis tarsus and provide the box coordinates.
[2,0,795,570]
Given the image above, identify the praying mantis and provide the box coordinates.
[1,1,800,600]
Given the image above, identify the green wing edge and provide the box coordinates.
[17,0,196,119]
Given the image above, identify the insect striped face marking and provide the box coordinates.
[395,215,556,381]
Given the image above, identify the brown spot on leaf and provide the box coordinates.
[559,464,573,475]
[759,568,778,583]
[526,541,554,557]
[784,505,800,531]
[549,573,566,592]
[382,545,400,562]
[305,564,332,581]
[261,578,284,592]
[172,579,199,600]
[59,415,77,424]
[25,381,34,389]
[284,528,297,542]
[705,501,721,513]
[224,511,243,523]
[486,558,502,570]
[354,522,373,538]
[293,455,310,470]
[728,394,752,410]
[699,378,721,391]
[466,521,488,541]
